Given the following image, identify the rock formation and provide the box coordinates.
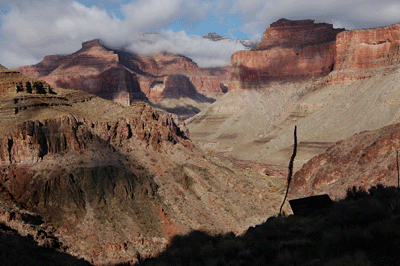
[252,19,343,51]
[229,19,344,90]
[0,68,54,96]
[188,53,400,176]
[16,40,229,115]
[230,18,400,90]
[327,24,400,84]
[0,69,280,265]
[17,39,146,105]
[292,122,400,200]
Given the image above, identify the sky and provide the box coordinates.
[0,0,400,69]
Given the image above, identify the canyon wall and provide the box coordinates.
[0,69,278,265]
[327,24,400,84]
[16,40,146,104]
[229,19,344,90]
[16,40,227,107]
[252,18,343,51]
[230,19,400,90]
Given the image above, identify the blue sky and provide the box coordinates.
[66,0,251,39]
[1,0,400,68]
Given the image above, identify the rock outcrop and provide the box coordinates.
[188,56,400,177]
[252,19,343,51]
[16,40,229,113]
[0,69,279,265]
[230,19,400,90]
[229,19,344,90]
[327,24,400,84]
[0,68,54,97]
[16,39,146,105]
[292,123,400,200]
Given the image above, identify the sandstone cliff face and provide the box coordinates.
[327,24,400,84]
[231,19,400,90]
[230,19,344,90]
[230,44,337,90]
[135,51,200,76]
[252,18,343,51]
[0,69,53,96]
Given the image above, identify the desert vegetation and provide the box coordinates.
[141,185,400,266]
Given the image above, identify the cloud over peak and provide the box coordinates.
[1,0,400,68]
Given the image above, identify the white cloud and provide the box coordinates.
[1,0,400,69]
[230,0,400,31]
[122,0,182,30]
[128,30,245,67]
[0,0,130,68]
[0,0,241,68]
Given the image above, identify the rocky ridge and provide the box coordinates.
[0,68,284,265]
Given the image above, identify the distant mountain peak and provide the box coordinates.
[203,32,258,49]
[82,39,104,49]
[203,32,231,42]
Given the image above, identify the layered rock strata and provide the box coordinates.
[230,18,400,90]
[16,40,228,109]
[17,40,146,105]
[0,68,53,96]
[292,123,400,200]
[229,19,344,90]
[327,24,400,84]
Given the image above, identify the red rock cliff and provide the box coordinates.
[16,39,147,104]
[253,18,343,51]
[292,123,400,199]
[230,19,344,90]
[231,19,400,89]
[16,42,228,105]
[327,24,400,84]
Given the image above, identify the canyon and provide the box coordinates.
[188,19,400,191]
[3,17,400,265]
[0,67,285,265]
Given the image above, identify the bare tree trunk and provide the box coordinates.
[279,126,297,216]
[397,150,399,189]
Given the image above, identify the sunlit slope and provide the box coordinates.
[187,65,400,171]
